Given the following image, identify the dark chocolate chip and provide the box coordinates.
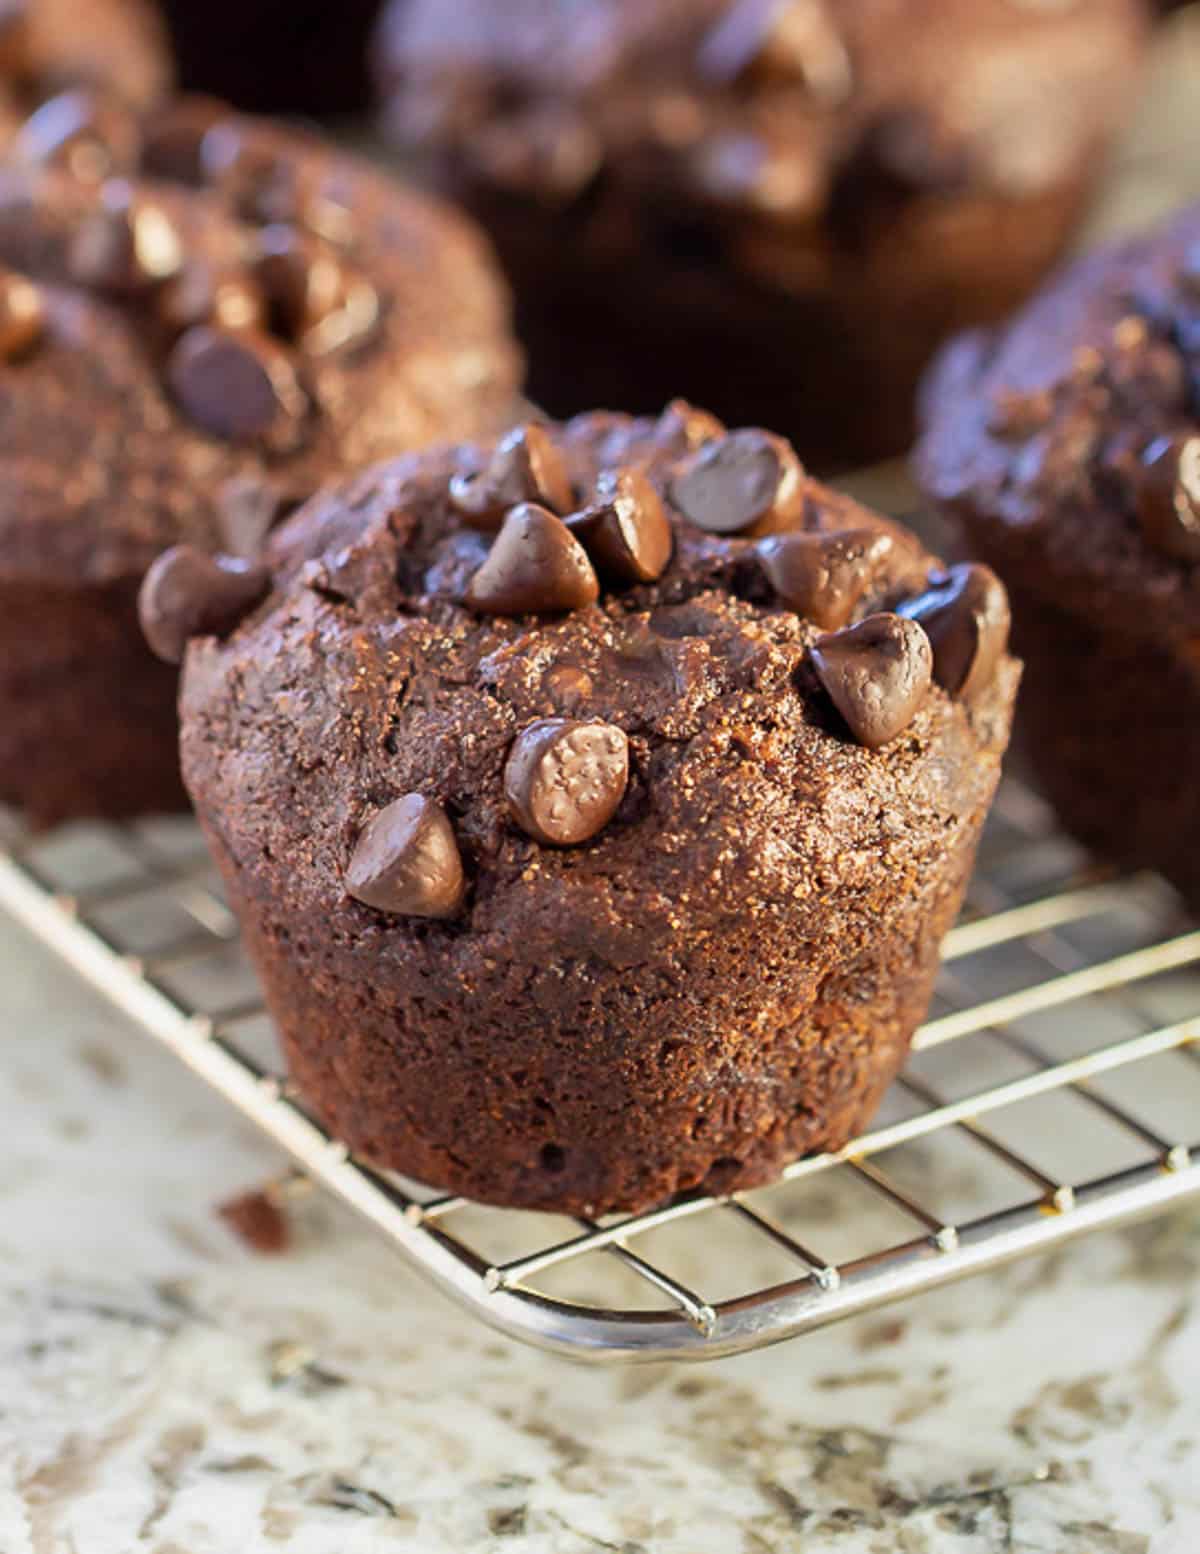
[158,262,266,338]
[69,180,183,293]
[345,794,465,919]
[167,325,308,449]
[466,503,600,616]
[655,399,725,454]
[504,718,629,847]
[566,468,673,585]
[670,428,803,536]
[450,423,574,531]
[896,563,1010,699]
[698,0,852,103]
[218,475,306,558]
[757,528,896,629]
[253,225,378,356]
[0,269,43,361]
[14,90,140,183]
[138,545,270,664]
[811,613,933,749]
[1136,435,1200,562]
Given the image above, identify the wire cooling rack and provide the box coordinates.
[0,769,1198,1363]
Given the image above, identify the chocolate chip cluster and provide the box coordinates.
[334,410,1011,921]
[0,92,381,448]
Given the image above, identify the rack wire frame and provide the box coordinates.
[1,770,1198,1364]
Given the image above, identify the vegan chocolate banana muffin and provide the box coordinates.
[0,97,522,827]
[375,0,1150,468]
[0,0,170,139]
[917,203,1200,909]
[172,403,1017,1215]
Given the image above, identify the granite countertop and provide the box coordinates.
[5,17,1200,1554]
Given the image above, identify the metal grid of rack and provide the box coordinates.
[1,772,1198,1364]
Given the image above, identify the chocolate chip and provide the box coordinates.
[345,794,465,919]
[0,269,43,361]
[567,469,673,585]
[218,475,305,558]
[1136,435,1200,562]
[450,424,574,531]
[655,398,725,454]
[811,614,933,749]
[167,325,309,450]
[253,225,379,356]
[896,564,1010,699]
[69,181,183,293]
[699,0,852,104]
[466,503,600,616]
[14,91,140,183]
[670,428,804,536]
[757,528,896,629]
[504,719,629,847]
[158,262,266,338]
[138,545,270,664]
[200,125,303,225]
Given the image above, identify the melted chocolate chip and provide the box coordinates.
[896,563,1010,699]
[138,545,270,664]
[1136,435,1200,562]
[757,528,895,629]
[466,503,600,616]
[167,325,308,449]
[567,468,673,584]
[670,428,803,536]
[655,398,726,454]
[14,91,140,183]
[450,423,574,531]
[69,181,183,293]
[345,794,465,919]
[0,269,43,361]
[811,613,933,749]
[504,718,630,847]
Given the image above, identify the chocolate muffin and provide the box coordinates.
[0,0,170,137]
[0,97,522,827]
[172,404,1018,1215]
[375,0,1150,470]
[154,0,383,117]
[917,204,1200,910]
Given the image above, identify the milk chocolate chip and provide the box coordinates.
[812,613,933,749]
[0,270,43,361]
[167,324,308,449]
[70,180,183,293]
[897,563,1010,698]
[346,794,465,919]
[138,545,270,664]
[449,423,574,531]
[567,468,673,584]
[670,428,803,536]
[757,528,895,629]
[505,719,630,846]
[466,503,599,615]
[1136,435,1200,562]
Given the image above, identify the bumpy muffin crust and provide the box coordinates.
[917,205,1200,902]
[180,406,1017,1214]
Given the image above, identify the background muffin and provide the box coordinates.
[375,0,1151,470]
[0,97,522,827]
[173,404,1018,1215]
[916,203,1200,907]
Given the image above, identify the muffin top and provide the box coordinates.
[0,0,170,134]
[916,203,1200,648]
[172,405,1017,938]
[0,95,522,589]
[376,0,1147,227]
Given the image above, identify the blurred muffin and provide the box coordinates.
[917,203,1200,906]
[376,0,1151,469]
[0,97,522,827]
